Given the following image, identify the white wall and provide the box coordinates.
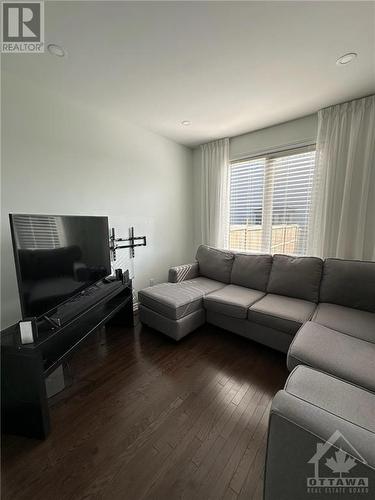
[229,114,317,160]
[193,114,318,247]
[1,73,194,328]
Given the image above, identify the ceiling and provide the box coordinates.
[3,1,375,147]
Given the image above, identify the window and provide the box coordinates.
[229,146,316,255]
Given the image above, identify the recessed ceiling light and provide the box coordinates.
[336,53,357,65]
[47,43,66,58]
[181,120,191,126]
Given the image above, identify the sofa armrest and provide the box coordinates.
[265,388,375,500]
[168,262,199,283]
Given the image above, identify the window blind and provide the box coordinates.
[229,157,265,252]
[229,146,316,255]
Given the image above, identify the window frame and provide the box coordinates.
[228,143,316,256]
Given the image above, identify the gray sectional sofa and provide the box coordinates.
[139,245,374,356]
[139,245,375,500]
[139,245,324,350]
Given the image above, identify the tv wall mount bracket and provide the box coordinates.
[110,227,147,260]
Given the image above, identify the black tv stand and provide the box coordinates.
[47,279,124,327]
[1,279,133,439]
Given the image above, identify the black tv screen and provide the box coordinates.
[10,214,111,318]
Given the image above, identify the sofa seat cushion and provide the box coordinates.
[203,285,264,319]
[138,277,225,320]
[248,294,316,335]
[313,303,375,343]
[287,322,375,392]
[285,365,375,433]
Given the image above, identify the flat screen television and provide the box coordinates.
[10,214,111,318]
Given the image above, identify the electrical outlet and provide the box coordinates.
[149,278,155,287]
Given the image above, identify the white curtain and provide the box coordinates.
[308,95,375,260]
[200,138,230,248]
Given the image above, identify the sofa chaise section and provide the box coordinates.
[264,365,375,500]
[139,245,233,340]
[139,305,206,341]
[138,278,225,321]
[138,277,225,340]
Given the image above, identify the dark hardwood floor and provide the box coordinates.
[2,315,288,500]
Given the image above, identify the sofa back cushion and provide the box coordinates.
[196,245,234,283]
[320,258,375,312]
[267,254,323,302]
[231,253,273,291]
